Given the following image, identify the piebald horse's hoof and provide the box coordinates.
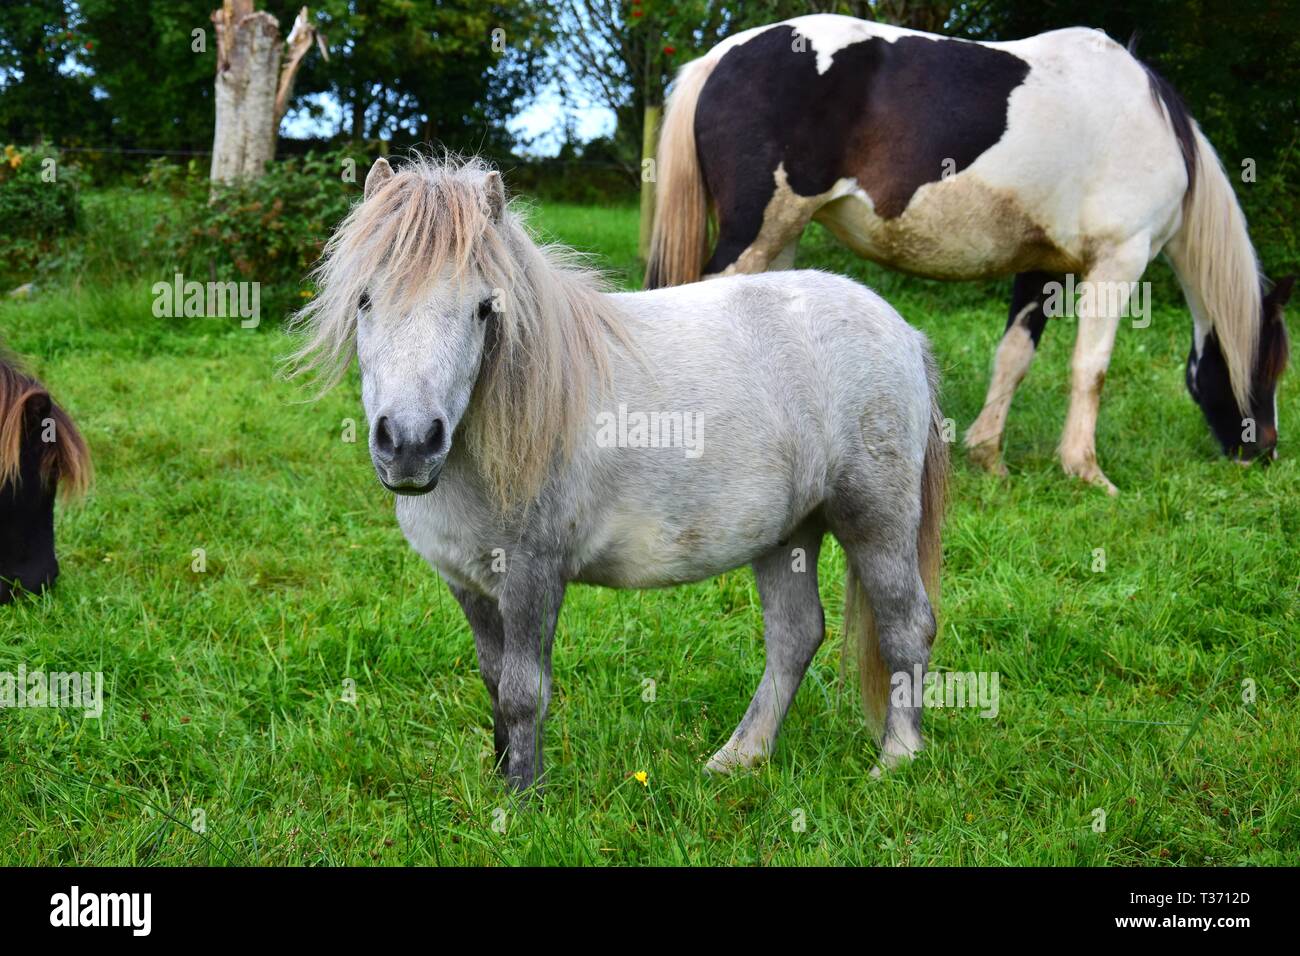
[704,746,767,775]
[1064,462,1119,496]
[965,438,1009,477]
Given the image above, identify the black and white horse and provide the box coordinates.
[0,346,91,603]
[647,15,1292,493]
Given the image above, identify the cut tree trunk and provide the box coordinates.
[210,2,325,185]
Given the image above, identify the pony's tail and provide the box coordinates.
[644,55,716,288]
[1165,126,1262,414]
[844,350,948,736]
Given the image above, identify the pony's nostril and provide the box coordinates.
[423,418,446,456]
[375,416,397,455]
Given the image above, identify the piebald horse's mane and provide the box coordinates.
[0,346,91,498]
[287,154,635,509]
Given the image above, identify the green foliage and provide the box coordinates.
[74,0,215,151]
[299,0,550,152]
[170,148,368,320]
[0,145,82,284]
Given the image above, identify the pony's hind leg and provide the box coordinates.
[828,487,937,775]
[965,271,1060,474]
[706,523,825,774]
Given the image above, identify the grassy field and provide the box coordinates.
[0,190,1296,865]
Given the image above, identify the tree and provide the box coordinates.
[290,0,551,155]
[0,1,108,145]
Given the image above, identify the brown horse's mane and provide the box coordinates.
[0,345,91,498]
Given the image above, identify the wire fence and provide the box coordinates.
[16,142,634,172]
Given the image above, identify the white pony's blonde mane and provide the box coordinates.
[286,154,634,509]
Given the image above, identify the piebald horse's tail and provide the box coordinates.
[844,351,948,736]
[1163,119,1262,414]
[645,55,717,289]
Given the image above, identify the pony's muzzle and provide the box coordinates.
[371,413,448,495]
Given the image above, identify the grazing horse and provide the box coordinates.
[0,347,91,603]
[646,14,1292,493]
[288,156,948,790]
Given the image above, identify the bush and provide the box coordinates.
[0,145,83,284]
[171,147,369,322]
[1239,133,1300,278]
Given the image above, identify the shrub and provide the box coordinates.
[0,145,83,284]
[171,147,369,322]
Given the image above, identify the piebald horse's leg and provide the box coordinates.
[965,272,1060,474]
[1059,238,1152,495]
[768,237,800,271]
[706,523,825,773]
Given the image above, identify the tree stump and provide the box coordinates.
[210,2,324,185]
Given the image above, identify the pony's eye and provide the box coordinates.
[358,292,371,312]
[477,297,495,321]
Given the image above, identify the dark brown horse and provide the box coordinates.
[0,345,91,603]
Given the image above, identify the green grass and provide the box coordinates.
[0,192,1296,866]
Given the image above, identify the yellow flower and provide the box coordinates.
[8,154,21,170]
[299,289,315,299]
[633,770,648,787]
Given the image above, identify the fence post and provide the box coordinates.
[638,103,662,266]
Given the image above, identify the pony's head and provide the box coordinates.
[0,351,91,604]
[1186,274,1292,462]
[287,154,627,510]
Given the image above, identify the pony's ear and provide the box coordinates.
[22,390,52,428]
[1269,274,1296,310]
[365,157,394,200]
[483,171,505,221]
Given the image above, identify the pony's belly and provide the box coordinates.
[574,510,780,589]
[813,178,1081,280]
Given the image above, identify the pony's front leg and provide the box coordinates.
[1059,241,1151,495]
[449,584,508,773]
[497,565,566,794]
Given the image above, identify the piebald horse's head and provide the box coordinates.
[1186,275,1292,462]
[0,351,91,604]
